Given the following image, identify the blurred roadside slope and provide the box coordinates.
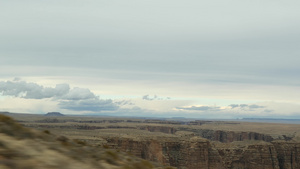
[0,114,174,169]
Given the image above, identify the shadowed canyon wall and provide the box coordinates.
[106,137,224,169]
[105,136,300,169]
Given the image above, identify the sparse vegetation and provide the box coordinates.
[2,113,300,169]
[73,139,87,146]
[0,114,34,139]
[43,130,51,134]
[103,144,110,149]
[106,150,119,160]
[0,114,171,169]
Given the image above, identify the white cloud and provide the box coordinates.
[176,105,221,111]
[0,80,119,112]
[61,87,95,100]
[0,80,71,99]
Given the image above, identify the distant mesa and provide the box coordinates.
[45,112,65,117]
[0,111,10,115]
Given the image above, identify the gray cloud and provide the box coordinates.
[114,100,134,106]
[248,104,265,109]
[240,104,248,108]
[0,1,299,118]
[263,109,274,113]
[142,95,157,101]
[176,106,220,111]
[176,104,266,113]
[142,95,171,101]
[0,0,300,89]
[59,99,118,112]
[0,80,70,99]
[0,80,119,112]
[229,104,239,109]
[229,104,265,110]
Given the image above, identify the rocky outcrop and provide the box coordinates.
[137,125,276,143]
[181,128,275,143]
[106,136,224,169]
[105,135,300,169]
[272,141,300,169]
[217,143,280,169]
[139,126,177,134]
[217,141,300,169]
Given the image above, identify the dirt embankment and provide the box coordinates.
[0,114,175,169]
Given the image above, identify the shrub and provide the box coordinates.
[105,150,119,160]
[73,139,86,146]
[102,144,110,149]
[43,130,51,134]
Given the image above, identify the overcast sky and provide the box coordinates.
[1,0,300,118]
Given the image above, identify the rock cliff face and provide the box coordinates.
[105,136,300,169]
[143,126,292,143]
[272,141,300,169]
[179,128,275,143]
[139,126,177,134]
[9,112,300,169]
[217,143,280,169]
[106,136,224,169]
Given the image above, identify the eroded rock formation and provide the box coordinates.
[105,136,300,169]
[191,129,274,143]
[9,113,300,169]
[106,136,224,169]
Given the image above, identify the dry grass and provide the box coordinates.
[12,114,300,137]
[0,114,173,169]
[3,113,300,169]
[8,113,300,145]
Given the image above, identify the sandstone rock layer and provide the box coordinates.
[106,136,300,169]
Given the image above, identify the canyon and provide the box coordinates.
[104,131,300,169]
[0,114,174,169]
[5,112,300,169]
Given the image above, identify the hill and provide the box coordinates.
[45,112,65,116]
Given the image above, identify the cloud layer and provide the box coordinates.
[176,105,221,111]
[0,80,118,112]
[175,103,269,117]
[229,104,265,111]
